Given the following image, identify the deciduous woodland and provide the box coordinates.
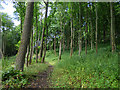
[0,1,120,88]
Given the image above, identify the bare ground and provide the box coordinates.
[25,64,53,88]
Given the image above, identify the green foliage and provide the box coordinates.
[15,40,21,50]
[23,63,48,76]
[47,46,119,88]
[2,56,16,71]
[46,50,58,65]
[2,55,49,88]
[13,2,26,21]
[2,67,28,88]
[1,13,21,56]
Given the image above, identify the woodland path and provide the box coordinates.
[25,63,53,88]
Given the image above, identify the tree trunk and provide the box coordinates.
[15,2,34,71]
[0,18,2,59]
[95,3,98,54]
[58,40,62,60]
[110,2,115,53]
[26,43,30,67]
[63,24,65,53]
[0,19,2,58]
[58,21,62,61]
[38,14,42,59]
[39,1,48,61]
[41,27,48,63]
[70,18,73,57]
[85,4,88,55]
[90,4,93,50]
[54,33,56,56]
[41,2,48,63]
[35,3,38,63]
[79,2,82,56]
[29,29,33,65]
[20,17,22,33]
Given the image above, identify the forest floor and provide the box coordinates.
[2,45,119,88]
[25,63,53,88]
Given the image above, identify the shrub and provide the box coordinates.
[2,67,28,88]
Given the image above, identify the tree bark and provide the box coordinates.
[41,25,48,63]
[26,43,30,67]
[58,40,62,60]
[20,17,22,33]
[0,19,2,58]
[58,21,62,61]
[2,25,5,57]
[63,24,65,53]
[15,2,34,71]
[90,4,93,50]
[54,33,56,56]
[39,1,48,61]
[35,3,38,63]
[95,3,98,54]
[110,2,115,53]
[41,2,48,63]
[29,29,33,65]
[70,18,73,57]
[85,4,88,55]
[79,2,82,56]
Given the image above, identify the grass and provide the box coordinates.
[2,56,16,71]
[23,63,48,76]
[46,46,119,88]
[46,50,59,65]
[2,55,49,76]
[2,45,119,88]
[2,55,49,88]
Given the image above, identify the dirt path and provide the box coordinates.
[25,64,53,88]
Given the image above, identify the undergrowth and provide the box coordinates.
[47,46,119,88]
[2,55,48,88]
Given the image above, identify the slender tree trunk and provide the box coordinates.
[15,2,34,71]
[95,3,98,54]
[63,35,65,53]
[58,21,62,61]
[90,4,93,50]
[85,4,88,55]
[54,33,56,56]
[70,18,73,57]
[35,3,38,63]
[63,24,65,53]
[38,13,42,59]
[41,26,48,63]
[90,23,93,50]
[20,17,22,33]
[58,40,62,60]
[29,29,33,65]
[110,2,115,53]
[2,23,5,57]
[2,37,4,57]
[41,2,48,63]
[39,32,44,60]
[0,18,2,59]
[39,2,48,61]
[79,2,82,56]
[26,43,30,67]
